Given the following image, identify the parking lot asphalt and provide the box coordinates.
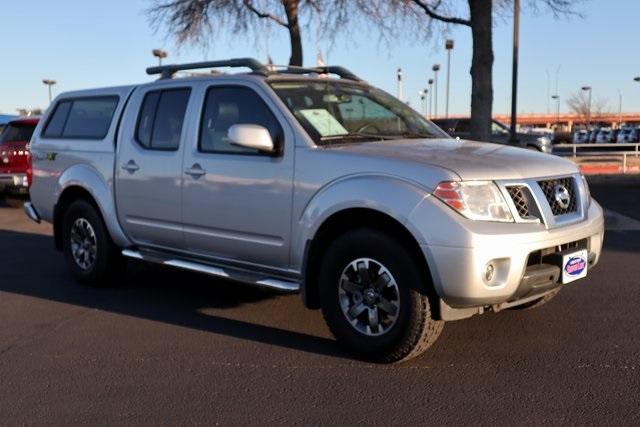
[1,182,640,425]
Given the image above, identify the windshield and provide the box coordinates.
[0,123,35,144]
[270,80,448,145]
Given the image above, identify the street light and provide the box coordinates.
[509,0,520,144]
[397,68,403,101]
[581,86,592,128]
[551,95,560,130]
[152,49,168,66]
[42,79,57,104]
[444,39,454,118]
[419,90,426,115]
[432,64,440,118]
[427,79,434,119]
[634,77,640,82]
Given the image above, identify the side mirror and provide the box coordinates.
[228,124,275,153]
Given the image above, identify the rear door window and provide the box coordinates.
[135,89,191,151]
[43,97,119,139]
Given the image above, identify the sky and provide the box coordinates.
[1,0,639,116]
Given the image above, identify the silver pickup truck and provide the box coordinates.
[26,59,604,363]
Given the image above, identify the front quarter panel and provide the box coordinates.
[292,174,432,271]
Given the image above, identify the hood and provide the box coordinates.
[326,138,578,181]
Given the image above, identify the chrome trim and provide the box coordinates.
[122,249,143,259]
[496,173,585,229]
[164,259,230,278]
[255,279,300,292]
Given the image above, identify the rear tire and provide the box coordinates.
[319,228,443,363]
[62,199,125,287]
[510,289,560,310]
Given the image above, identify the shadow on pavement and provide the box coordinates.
[0,229,349,360]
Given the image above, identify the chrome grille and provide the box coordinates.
[506,186,530,218]
[537,177,578,216]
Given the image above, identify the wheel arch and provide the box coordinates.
[301,207,437,310]
[53,165,131,250]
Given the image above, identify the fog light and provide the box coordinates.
[484,263,495,282]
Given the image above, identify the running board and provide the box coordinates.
[121,249,299,293]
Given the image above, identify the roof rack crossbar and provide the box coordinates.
[146,58,268,79]
[272,65,362,82]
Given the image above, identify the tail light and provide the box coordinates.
[26,151,33,188]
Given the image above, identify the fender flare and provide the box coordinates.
[292,174,432,272]
[55,164,131,248]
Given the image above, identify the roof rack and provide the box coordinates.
[272,65,363,82]
[146,58,269,79]
[146,57,363,82]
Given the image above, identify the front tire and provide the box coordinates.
[319,228,443,363]
[62,199,124,287]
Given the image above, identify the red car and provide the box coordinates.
[0,117,39,195]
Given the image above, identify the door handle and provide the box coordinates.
[121,160,139,173]
[185,164,206,178]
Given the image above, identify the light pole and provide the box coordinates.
[581,86,592,128]
[152,49,168,66]
[42,79,57,103]
[396,68,403,102]
[617,89,622,128]
[432,64,440,118]
[445,39,454,118]
[509,0,520,144]
[427,79,434,119]
[551,95,560,130]
[419,90,426,115]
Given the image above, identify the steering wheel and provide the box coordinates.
[355,123,382,134]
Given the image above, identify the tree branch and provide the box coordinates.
[410,0,471,26]
[242,0,289,28]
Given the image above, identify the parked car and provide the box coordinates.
[588,129,599,143]
[26,58,604,363]
[595,128,612,144]
[0,117,38,195]
[432,118,553,153]
[573,130,589,144]
[608,129,621,143]
[0,114,18,134]
[617,127,640,143]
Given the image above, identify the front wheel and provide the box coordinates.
[319,228,443,363]
[62,199,125,287]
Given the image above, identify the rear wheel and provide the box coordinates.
[62,199,125,287]
[319,228,443,363]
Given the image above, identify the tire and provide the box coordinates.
[61,199,125,287]
[509,289,560,311]
[319,228,443,363]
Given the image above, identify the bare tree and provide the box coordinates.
[358,0,579,142]
[149,0,324,66]
[566,91,609,125]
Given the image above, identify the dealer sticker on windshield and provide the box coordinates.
[562,249,588,284]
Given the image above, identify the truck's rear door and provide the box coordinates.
[115,83,192,249]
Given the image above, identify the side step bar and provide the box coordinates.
[121,249,299,293]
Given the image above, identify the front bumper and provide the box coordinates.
[411,197,604,309]
[0,173,28,194]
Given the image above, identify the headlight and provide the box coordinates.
[580,174,591,207]
[433,181,514,222]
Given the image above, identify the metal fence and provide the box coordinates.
[555,143,640,174]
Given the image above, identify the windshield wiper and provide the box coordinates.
[320,133,395,143]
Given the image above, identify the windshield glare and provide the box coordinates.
[270,81,448,145]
